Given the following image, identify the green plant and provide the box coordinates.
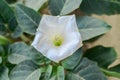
[0,0,120,80]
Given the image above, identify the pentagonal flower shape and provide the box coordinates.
[32,15,82,63]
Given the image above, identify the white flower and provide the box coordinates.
[32,15,83,63]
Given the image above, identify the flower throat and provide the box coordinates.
[53,35,63,46]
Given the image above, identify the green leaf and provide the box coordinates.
[49,75,57,80]
[0,66,9,80]
[0,0,14,22]
[0,57,1,64]
[0,45,5,55]
[0,0,17,32]
[57,66,65,80]
[0,45,3,63]
[24,0,47,11]
[8,16,21,37]
[48,0,82,15]
[66,72,85,80]
[43,65,53,80]
[84,46,120,78]
[8,16,18,32]
[8,42,50,65]
[76,16,111,41]
[80,0,120,15]
[0,22,6,35]
[109,64,120,73]
[70,58,107,80]
[84,45,117,69]
[10,60,41,80]
[11,26,23,38]
[0,15,6,35]
[5,0,17,4]
[61,48,83,70]
[60,0,82,15]
[15,4,41,35]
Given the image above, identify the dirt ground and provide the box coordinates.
[86,15,120,80]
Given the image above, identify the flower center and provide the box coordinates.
[53,35,63,46]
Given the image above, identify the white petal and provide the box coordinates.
[32,15,83,63]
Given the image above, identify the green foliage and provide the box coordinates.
[0,66,9,80]
[0,57,2,64]
[5,0,17,4]
[15,4,41,35]
[84,46,120,78]
[24,0,47,11]
[11,26,23,38]
[8,42,50,65]
[0,0,14,22]
[49,0,82,15]
[10,60,41,80]
[109,64,120,73]
[85,46,117,68]
[43,65,53,80]
[0,46,4,64]
[66,58,107,80]
[57,66,65,80]
[0,0,119,79]
[61,48,83,70]
[0,35,12,45]
[0,21,6,35]
[80,0,120,15]
[76,16,111,41]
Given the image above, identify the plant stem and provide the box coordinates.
[0,35,12,45]
[20,34,31,43]
[100,68,120,78]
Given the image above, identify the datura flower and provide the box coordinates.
[32,15,83,63]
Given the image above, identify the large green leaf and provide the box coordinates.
[80,0,120,15]
[48,0,82,15]
[8,42,50,65]
[10,60,41,80]
[76,16,111,41]
[15,4,41,35]
[61,48,83,70]
[66,58,107,80]
[84,46,120,78]
[0,66,9,80]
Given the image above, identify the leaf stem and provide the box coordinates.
[0,35,12,45]
[100,68,120,78]
[20,34,31,43]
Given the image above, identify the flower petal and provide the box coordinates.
[32,15,83,63]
